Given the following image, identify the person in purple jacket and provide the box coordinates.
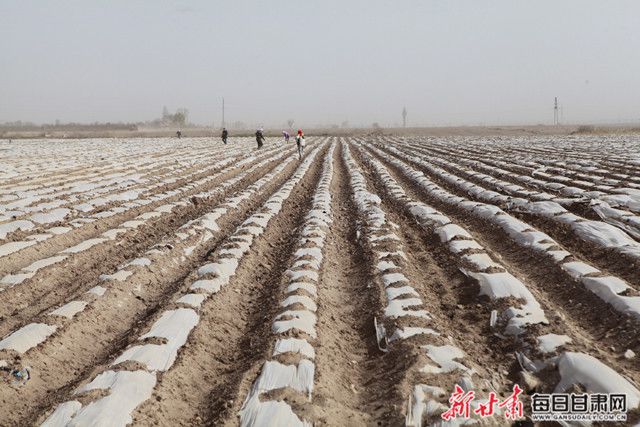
[282,130,290,144]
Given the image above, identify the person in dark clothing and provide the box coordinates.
[176,130,182,138]
[255,128,265,149]
[221,128,228,144]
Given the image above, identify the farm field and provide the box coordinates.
[1,135,640,426]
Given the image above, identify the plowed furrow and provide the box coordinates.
[400,141,640,236]
[34,141,327,427]
[0,147,312,425]
[0,143,284,266]
[356,141,640,373]
[0,145,298,338]
[342,141,511,425]
[0,146,294,323]
[0,144,289,279]
[352,139,640,423]
[377,141,640,285]
[0,145,247,240]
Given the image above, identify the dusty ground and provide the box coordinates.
[5,123,640,140]
[0,135,639,426]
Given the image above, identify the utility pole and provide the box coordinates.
[402,107,407,128]
[222,97,225,129]
[554,97,559,125]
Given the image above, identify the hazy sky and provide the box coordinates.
[2,1,639,127]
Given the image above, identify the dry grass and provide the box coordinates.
[4,124,640,140]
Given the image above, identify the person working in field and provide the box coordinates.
[282,130,290,144]
[295,129,305,159]
[255,128,265,149]
[221,127,228,144]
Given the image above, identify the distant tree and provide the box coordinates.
[173,112,187,127]
[287,119,294,129]
[341,120,349,128]
[177,108,189,125]
[162,106,169,119]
